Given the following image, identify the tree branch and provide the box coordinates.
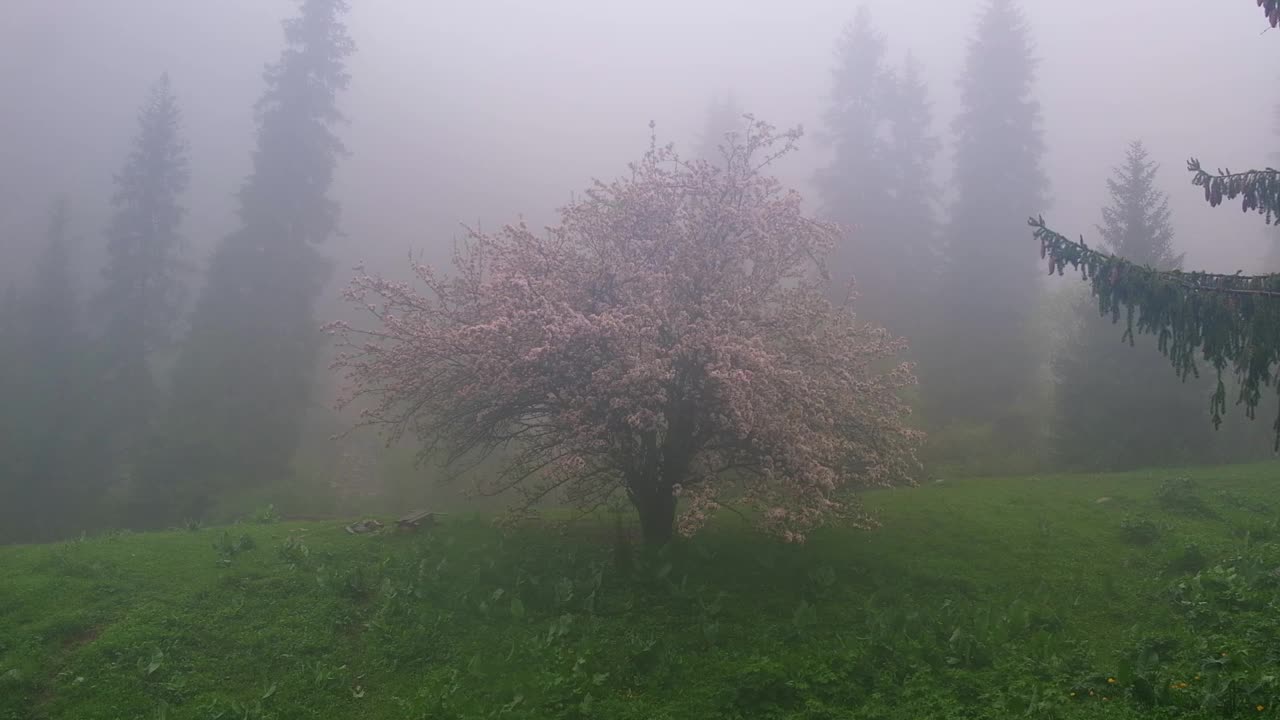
[1187,159,1280,223]
[1030,215,1280,447]
[1262,0,1280,28]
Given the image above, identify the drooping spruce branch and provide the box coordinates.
[1036,2,1280,449]
[1263,0,1280,27]
[1030,216,1280,446]
[1188,159,1280,223]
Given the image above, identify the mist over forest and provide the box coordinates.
[9,4,1280,719]
[4,0,1274,280]
[2,0,1278,544]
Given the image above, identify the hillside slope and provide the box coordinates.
[3,462,1280,719]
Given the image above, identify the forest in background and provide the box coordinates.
[2,0,1278,544]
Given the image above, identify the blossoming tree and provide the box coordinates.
[327,119,922,544]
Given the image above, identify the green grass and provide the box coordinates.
[4,462,1280,719]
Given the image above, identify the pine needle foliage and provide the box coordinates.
[1032,0,1280,449]
[1031,168,1280,446]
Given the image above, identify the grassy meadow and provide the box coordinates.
[4,462,1280,719]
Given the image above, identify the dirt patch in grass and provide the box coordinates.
[60,624,104,650]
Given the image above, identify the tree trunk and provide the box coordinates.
[634,486,677,546]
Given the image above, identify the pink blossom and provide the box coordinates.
[329,117,922,543]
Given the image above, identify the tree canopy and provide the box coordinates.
[329,120,922,544]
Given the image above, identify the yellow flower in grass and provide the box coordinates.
[1258,705,1266,712]
[1107,677,1116,684]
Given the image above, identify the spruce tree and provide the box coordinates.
[0,284,16,374]
[925,0,1046,433]
[96,73,189,472]
[814,6,894,305]
[814,11,939,342]
[878,52,940,341]
[1,200,98,541]
[25,200,79,375]
[0,283,20,539]
[142,0,354,523]
[1052,142,1212,469]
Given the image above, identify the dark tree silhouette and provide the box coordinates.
[96,74,189,473]
[814,7,893,306]
[0,200,101,541]
[142,0,355,523]
[925,0,1046,434]
[814,9,940,342]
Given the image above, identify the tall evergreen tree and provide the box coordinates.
[814,10,939,341]
[25,199,79,374]
[1052,142,1212,469]
[0,284,17,373]
[142,0,354,523]
[924,0,1046,433]
[814,6,894,306]
[878,52,940,340]
[96,74,189,473]
[1,200,98,542]
[0,283,20,538]
[696,92,745,164]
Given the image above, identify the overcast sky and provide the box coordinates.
[2,0,1276,295]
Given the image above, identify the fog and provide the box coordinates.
[7,6,1280,715]
[4,0,1274,287]
[2,0,1278,537]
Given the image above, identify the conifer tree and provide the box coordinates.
[925,0,1046,433]
[96,74,189,472]
[0,284,16,375]
[815,10,941,342]
[878,53,940,340]
[814,6,893,304]
[1,200,98,541]
[0,283,20,539]
[1052,142,1212,469]
[142,0,354,523]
